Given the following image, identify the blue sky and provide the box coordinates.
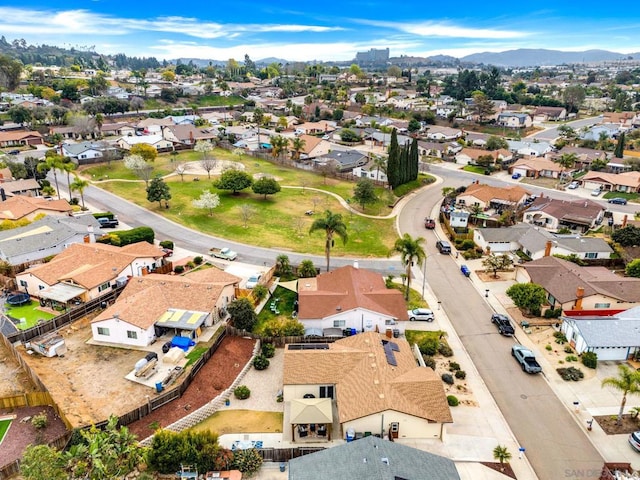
[1,2,639,62]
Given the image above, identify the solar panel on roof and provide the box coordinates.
[383,342,398,366]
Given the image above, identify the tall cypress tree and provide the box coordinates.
[409,138,419,181]
[614,132,625,159]
[387,128,399,188]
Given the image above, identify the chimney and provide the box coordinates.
[86,225,95,243]
[574,287,585,310]
[544,241,552,257]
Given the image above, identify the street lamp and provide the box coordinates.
[485,289,489,298]
[421,259,427,300]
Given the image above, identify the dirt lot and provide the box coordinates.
[16,316,255,432]
[0,340,36,397]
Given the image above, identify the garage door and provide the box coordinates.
[591,347,627,361]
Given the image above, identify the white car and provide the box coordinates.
[567,181,580,189]
[246,273,262,289]
[591,187,602,197]
[407,308,434,321]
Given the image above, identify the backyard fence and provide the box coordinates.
[225,325,340,348]
[258,447,325,463]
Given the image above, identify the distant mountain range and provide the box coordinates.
[458,49,639,67]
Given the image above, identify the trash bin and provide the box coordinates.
[393,329,400,338]
[279,462,286,472]
[155,382,163,393]
[346,428,355,442]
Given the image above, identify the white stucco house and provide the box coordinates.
[297,265,408,336]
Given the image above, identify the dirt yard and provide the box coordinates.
[14,314,255,431]
[0,340,36,397]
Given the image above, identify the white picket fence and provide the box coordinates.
[140,339,261,446]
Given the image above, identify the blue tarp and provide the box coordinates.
[171,336,195,351]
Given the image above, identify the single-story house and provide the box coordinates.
[506,140,554,157]
[0,196,72,220]
[454,148,512,166]
[294,121,337,136]
[352,164,387,184]
[580,124,620,142]
[602,111,640,130]
[426,126,463,141]
[283,332,453,442]
[314,150,368,173]
[516,256,640,312]
[288,435,460,480]
[0,130,44,147]
[474,223,613,260]
[497,112,532,128]
[417,141,448,159]
[290,135,331,160]
[523,196,605,232]
[450,210,470,228]
[298,265,408,336]
[561,307,640,361]
[533,106,567,122]
[456,183,531,211]
[510,156,571,179]
[91,268,240,347]
[0,178,42,197]
[550,147,609,171]
[162,125,217,146]
[580,171,640,194]
[16,241,167,306]
[116,134,174,151]
[100,122,136,137]
[61,141,119,165]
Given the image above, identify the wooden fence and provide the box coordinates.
[258,446,325,463]
[225,325,339,348]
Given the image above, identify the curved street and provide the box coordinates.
[78,163,608,479]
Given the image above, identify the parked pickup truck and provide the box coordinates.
[210,247,238,261]
[511,344,542,374]
[96,216,119,228]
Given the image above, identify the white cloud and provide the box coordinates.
[358,19,530,39]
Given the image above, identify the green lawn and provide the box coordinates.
[405,329,447,347]
[602,191,638,201]
[462,165,490,175]
[83,150,399,257]
[184,346,208,367]
[0,418,11,445]
[256,286,298,330]
[5,301,57,330]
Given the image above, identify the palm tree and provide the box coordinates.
[62,161,77,201]
[601,364,640,425]
[372,154,387,182]
[492,445,512,471]
[291,137,306,161]
[554,153,577,186]
[309,210,348,272]
[390,233,426,300]
[70,176,89,210]
[37,153,65,200]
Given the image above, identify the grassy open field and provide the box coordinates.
[82,149,401,257]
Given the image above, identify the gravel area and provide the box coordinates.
[227,347,284,412]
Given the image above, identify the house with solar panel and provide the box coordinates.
[282,331,452,442]
[90,268,240,348]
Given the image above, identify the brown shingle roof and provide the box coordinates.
[92,273,228,329]
[24,242,163,290]
[523,256,640,303]
[463,183,530,204]
[0,196,72,220]
[527,197,604,225]
[283,332,452,424]
[298,266,407,321]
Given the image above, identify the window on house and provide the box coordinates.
[594,303,611,309]
[19,280,27,287]
[585,252,597,259]
[127,331,137,339]
[38,285,44,290]
[319,385,335,399]
[333,320,345,328]
[98,282,111,292]
[97,327,110,336]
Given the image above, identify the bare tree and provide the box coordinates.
[124,154,153,187]
[71,115,96,139]
[294,216,306,236]
[175,163,189,181]
[239,204,256,228]
[200,158,217,179]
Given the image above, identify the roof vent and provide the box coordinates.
[381,458,389,465]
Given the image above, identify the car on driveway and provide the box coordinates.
[629,431,640,452]
[608,197,628,205]
[591,187,602,196]
[407,308,434,322]
[491,313,515,336]
[567,181,580,189]
[246,273,262,289]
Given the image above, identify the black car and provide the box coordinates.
[436,240,452,254]
[491,313,515,336]
[608,197,628,205]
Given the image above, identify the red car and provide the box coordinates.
[424,218,436,229]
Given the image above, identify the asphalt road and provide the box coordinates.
[528,116,603,142]
[397,175,604,480]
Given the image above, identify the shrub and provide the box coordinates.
[447,395,459,406]
[449,362,461,371]
[261,343,276,358]
[159,240,174,249]
[193,256,204,265]
[252,285,268,303]
[545,344,553,351]
[553,331,567,344]
[231,447,263,476]
[253,355,270,370]
[441,373,454,385]
[186,261,196,269]
[455,370,467,380]
[174,265,185,274]
[460,239,476,251]
[564,346,573,353]
[419,337,439,356]
[557,367,584,381]
[438,342,454,357]
[582,351,598,369]
[422,355,436,369]
[31,411,48,429]
[234,385,251,399]
[384,275,395,288]
[565,355,578,362]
